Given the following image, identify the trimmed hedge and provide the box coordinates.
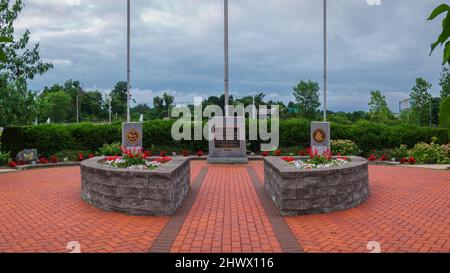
[1,119,448,157]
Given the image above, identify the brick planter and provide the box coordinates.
[264,157,369,216]
[81,157,190,216]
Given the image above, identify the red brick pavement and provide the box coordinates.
[275,166,450,253]
[170,165,283,253]
[1,161,449,253]
[0,167,168,253]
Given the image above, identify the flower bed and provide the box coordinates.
[265,155,369,216]
[81,155,190,216]
[99,147,172,170]
[281,148,352,170]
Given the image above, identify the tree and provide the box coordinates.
[37,91,72,123]
[41,80,83,122]
[162,92,174,118]
[151,92,175,118]
[439,96,450,130]
[80,91,104,121]
[428,4,450,65]
[0,76,34,126]
[410,78,433,126]
[368,90,393,122]
[439,66,450,99]
[0,0,53,83]
[293,80,321,119]
[110,81,127,119]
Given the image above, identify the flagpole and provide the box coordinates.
[323,0,327,122]
[224,0,229,117]
[127,0,131,122]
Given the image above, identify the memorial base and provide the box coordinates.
[207,157,249,164]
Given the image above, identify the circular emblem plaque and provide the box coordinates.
[126,128,140,144]
[313,129,326,144]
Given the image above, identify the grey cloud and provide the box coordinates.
[16,0,446,112]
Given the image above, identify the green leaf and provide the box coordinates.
[428,4,449,20]
[0,50,6,62]
[0,36,13,43]
[443,41,450,65]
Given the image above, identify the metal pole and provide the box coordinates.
[127,0,131,122]
[429,98,432,127]
[76,94,79,124]
[109,94,112,123]
[224,0,229,117]
[323,0,327,122]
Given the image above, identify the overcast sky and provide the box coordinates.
[15,0,447,112]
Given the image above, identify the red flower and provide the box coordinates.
[182,150,190,157]
[298,150,306,156]
[8,161,17,168]
[50,155,58,164]
[16,160,25,166]
[281,156,295,163]
[408,156,416,165]
[154,157,172,164]
[274,149,282,156]
[379,154,387,161]
[197,150,203,157]
[400,157,407,164]
[77,154,84,161]
[368,154,377,161]
[39,157,49,164]
[140,150,150,159]
[159,151,165,157]
[307,147,314,159]
[261,151,269,157]
[106,156,120,161]
[88,153,94,159]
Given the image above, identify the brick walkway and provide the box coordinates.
[278,166,450,253]
[0,162,449,253]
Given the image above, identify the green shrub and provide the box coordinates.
[389,144,410,160]
[0,151,10,166]
[411,142,449,164]
[98,142,122,156]
[331,140,361,156]
[53,150,91,162]
[1,119,448,156]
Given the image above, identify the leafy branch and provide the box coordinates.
[428,4,450,65]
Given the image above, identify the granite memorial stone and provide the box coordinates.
[16,149,38,164]
[207,116,248,164]
[122,122,143,150]
[311,122,331,155]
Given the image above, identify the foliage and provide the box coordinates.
[0,0,53,82]
[439,66,450,99]
[110,81,128,120]
[410,78,433,126]
[428,4,450,65]
[389,144,410,160]
[292,80,321,119]
[410,142,449,164]
[368,90,394,122]
[53,150,91,162]
[331,140,361,156]
[0,150,10,166]
[80,90,104,121]
[37,91,72,123]
[0,77,35,126]
[1,119,448,157]
[98,142,122,156]
[440,96,450,137]
[152,92,174,119]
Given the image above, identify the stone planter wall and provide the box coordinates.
[81,157,190,216]
[264,157,369,216]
